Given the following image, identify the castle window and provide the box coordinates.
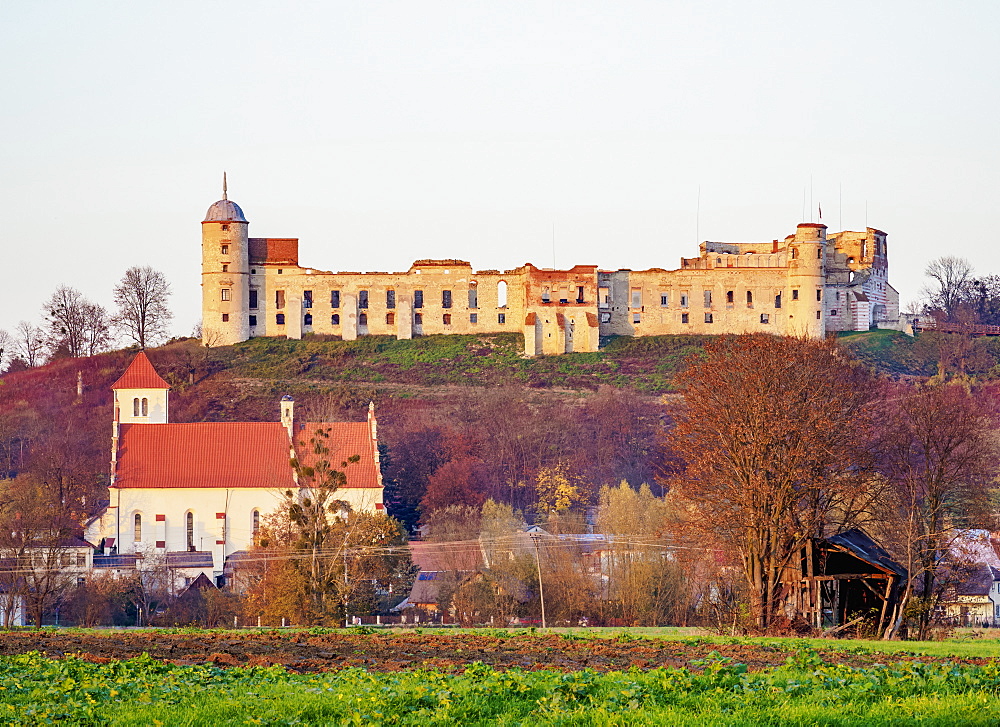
[359,313,368,326]
[414,290,424,308]
[221,225,229,232]
[541,287,550,303]
[249,315,257,327]
[633,313,641,323]
[331,314,340,325]
[726,290,734,304]
[443,313,452,325]
[577,286,585,304]
[186,512,194,551]
[497,281,508,307]
[600,312,611,323]
[817,249,823,259]
[792,289,799,300]
[133,398,140,417]
[251,268,256,275]
[468,288,478,309]
[660,293,669,307]
[278,269,283,274]
[816,310,822,319]
[221,288,231,301]
[470,313,478,324]
[331,290,341,308]
[303,290,313,308]
[705,313,714,323]
[830,309,839,316]
[276,313,285,325]
[817,289,822,302]
[791,247,798,259]
[222,264,228,273]
[275,290,285,309]
[681,313,689,324]
[599,287,610,308]
[141,398,148,416]
[386,290,396,309]
[559,288,569,304]
[680,293,689,308]
[359,290,369,309]
[760,313,770,324]
[222,313,229,322]
[134,514,141,542]
[835,291,841,301]
[498,313,506,324]
[703,291,712,307]
[249,289,258,309]
[386,312,395,325]
[774,293,782,309]
[304,313,313,326]
[631,289,642,308]
[746,291,753,307]
[414,313,423,325]
[442,290,453,308]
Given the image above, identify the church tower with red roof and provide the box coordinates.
[111,351,170,424]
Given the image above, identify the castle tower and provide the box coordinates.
[787,223,827,338]
[110,351,170,424]
[202,174,250,346]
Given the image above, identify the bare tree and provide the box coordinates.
[13,321,45,368]
[113,266,173,349]
[0,329,11,372]
[43,286,89,358]
[82,302,112,356]
[923,256,974,321]
[875,382,997,640]
[665,334,880,632]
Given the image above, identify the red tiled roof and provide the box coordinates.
[293,422,380,489]
[111,352,170,390]
[115,422,295,489]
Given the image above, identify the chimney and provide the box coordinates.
[280,395,295,440]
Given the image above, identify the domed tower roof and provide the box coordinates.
[203,172,247,223]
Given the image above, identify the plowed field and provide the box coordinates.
[0,630,991,672]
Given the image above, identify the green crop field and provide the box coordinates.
[4,638,1000,725]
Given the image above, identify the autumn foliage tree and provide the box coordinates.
[666,334,880,632]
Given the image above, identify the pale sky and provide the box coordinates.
[2,1,997,340]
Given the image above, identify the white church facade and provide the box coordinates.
[85,352,385,585]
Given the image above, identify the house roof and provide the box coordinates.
[111,352,170,390]
[293,422,380,489]
[165,551,215,569]
[115,422,296,489]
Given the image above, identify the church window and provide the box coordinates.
[221,245,229,255]
[275,290,285,309]
[414,290,424,308]
[414,313,423,325]
[774,293,782,309]
[468,287,478,309]
[470,313,478,324]
[331,313,340,325]
[761,313,770,324]
[134,514,141,542]
[443,313,452,325]
[249,289,258,309]
[304,313,313,326]
[705,313,714,323]
[186,512,194,551]
[703,291,712,307]
[359,290,369,309]
[276,313,285,325]
[746,291,753,307]
[681,313,689,324]
[331,290,341,307]
[632,289,642,307]
[249,315,257,327]
[133,398,140,417]
[498,313,506,324]
[222,265,228,273]
[141,398,148,416]
[497,281,508,307]
[252,510,260,539]
[359,313,368,326]
[442,290,453,308]
[222,313,229,322]
[386,290,396,309]
[221,288,231,301]
[303,290,313,308]
[386,312,395,325]
[792,289,799,300]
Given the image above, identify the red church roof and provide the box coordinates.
[293,422,381,490]
[111,352,170,390]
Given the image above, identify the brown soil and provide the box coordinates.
[0,630,991,673]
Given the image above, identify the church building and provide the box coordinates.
[85,352,384,584]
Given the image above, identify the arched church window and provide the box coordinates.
[252,510,260,539]
[133,513,141,542]
[186,512,194,551]
[133,398,140,417]
[141,398,148,417]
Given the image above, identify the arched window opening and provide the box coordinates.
[252,510,260,539]
[497,280,508,308]
[133,398,140,417]
[186,512,194,551]
[141,398,149,417]
[133,513,141,542]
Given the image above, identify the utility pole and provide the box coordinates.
[531,533,547,629]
